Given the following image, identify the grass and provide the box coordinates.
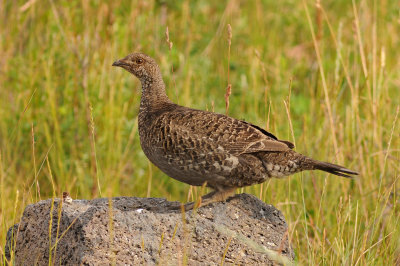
[1,0,399,264]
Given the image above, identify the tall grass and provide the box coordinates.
[1,0,399,264]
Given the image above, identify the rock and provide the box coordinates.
[5,193,294,265]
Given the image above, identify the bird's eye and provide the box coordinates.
[135,58,144,64]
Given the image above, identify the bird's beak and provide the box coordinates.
[112,59,129,68]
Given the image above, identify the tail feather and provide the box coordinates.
[313,160,359,178]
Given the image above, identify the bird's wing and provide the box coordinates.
[163,108,293,156]
[240,120,295,149]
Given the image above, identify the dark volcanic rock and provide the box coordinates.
[5,194,294,265]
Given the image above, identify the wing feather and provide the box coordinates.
[159,107,293,156]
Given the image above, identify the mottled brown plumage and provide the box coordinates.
[113,53,358,210]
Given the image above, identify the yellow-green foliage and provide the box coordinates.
[1,0,399,264]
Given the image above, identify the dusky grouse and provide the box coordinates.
[113,53,358,210]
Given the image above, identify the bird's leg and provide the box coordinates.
[182,187,237,211]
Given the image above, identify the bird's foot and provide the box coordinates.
[169,187,237,211]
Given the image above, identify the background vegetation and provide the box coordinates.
[1,0,399,264]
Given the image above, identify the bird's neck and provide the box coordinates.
[139,76,172,113]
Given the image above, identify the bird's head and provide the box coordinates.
[112,53,160,82]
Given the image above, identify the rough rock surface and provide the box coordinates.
[5,193,294,265]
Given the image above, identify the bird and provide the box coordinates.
[112,52,358,210]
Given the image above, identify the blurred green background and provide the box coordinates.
[1,0,399,264]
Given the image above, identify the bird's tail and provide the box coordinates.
[311,160,359,178]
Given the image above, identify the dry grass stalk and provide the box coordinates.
[315,0,322,41]
[19,0,38,12]
[88,102,101,197]
[225,24,232,115]
[254,49,270,132]
[304,1,340,161]
[165,26,173,50]
[31,123,41,200]
[225,84,232,116]
[165,27,178,102]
